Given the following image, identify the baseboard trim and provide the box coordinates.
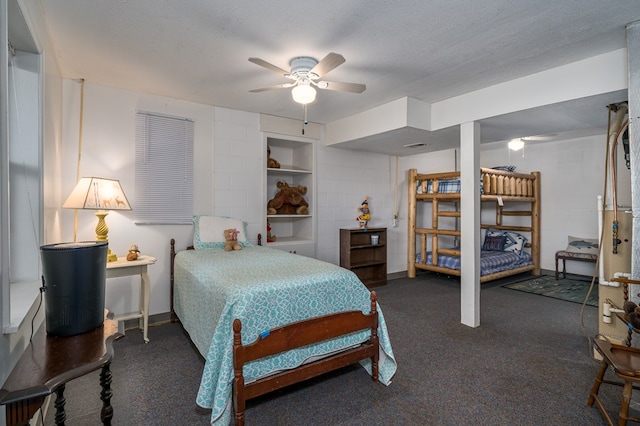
[122,312,173,330]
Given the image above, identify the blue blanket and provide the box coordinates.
[417,250,532,275]
[173,246,397,425]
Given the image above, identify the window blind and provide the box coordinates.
[135,111,194,224]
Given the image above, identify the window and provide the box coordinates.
[134,111,194,224]
[2,5,43,333]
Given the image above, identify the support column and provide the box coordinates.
[460,121,481,327]
[628,21,640,282]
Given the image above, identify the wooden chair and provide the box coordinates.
[232,291,380,426]
[588,338,640,425]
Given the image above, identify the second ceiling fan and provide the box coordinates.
[249,52,366,105]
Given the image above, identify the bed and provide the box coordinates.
[169,216,397,425]
[408,167,541,282]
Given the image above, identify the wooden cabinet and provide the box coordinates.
[264,133,316,257]
[340,228,387,287]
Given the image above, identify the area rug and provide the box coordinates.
[503,275,598,307]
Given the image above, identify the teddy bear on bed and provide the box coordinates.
[224,228,242,251]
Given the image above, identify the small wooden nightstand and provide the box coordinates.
[106,255,156,343]
[340,228,387,287]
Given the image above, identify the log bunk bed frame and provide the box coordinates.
[169,238,380,425]
[407,167,542,283]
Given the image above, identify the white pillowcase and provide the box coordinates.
[193,216,251,249]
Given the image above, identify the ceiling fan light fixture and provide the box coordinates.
[291,82,316,105]
[508,138,525,151]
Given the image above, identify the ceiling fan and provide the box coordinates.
[248,52,366,105]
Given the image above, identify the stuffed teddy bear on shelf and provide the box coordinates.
[224,228,243,251]
[267,145,281,169]
[267,181,309,215]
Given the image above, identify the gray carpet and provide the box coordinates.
[46,273,621,425]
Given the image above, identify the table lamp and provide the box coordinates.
[63,177,131,262]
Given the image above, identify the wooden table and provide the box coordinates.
[106,255,156,343]
[0,315,123,426]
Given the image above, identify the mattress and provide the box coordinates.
[416,178,461,194]
[417,249,533,276]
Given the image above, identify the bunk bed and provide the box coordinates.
[407,167,541,283]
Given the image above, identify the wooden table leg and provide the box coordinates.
[99,363,114,425]
[54,384,66,425]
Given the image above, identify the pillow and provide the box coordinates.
[566,236,599,255]
[485,229,527,256]
[503,231,527,256]
[193,215,252,249]
[482,235,507,251]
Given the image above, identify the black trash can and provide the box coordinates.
[40,241,108,336]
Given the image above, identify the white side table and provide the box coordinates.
[106,255,156,343]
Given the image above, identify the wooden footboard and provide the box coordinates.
[232,291,380,426]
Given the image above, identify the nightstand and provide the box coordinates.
[106,255,156,343]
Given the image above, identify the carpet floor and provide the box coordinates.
[45,272,623,425]
[503,274,598,307]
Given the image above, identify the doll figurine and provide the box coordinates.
[127,244,140,261]
[356,196,371,229]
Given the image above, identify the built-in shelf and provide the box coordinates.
[264,133,316,257]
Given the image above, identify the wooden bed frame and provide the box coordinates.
[232,291,379,426]
[407,168,541,283]
[169,238,381,424]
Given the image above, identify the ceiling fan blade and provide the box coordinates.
[249,83,295,93]
[248,57,290,77]
[310,52,345,78]
[317,81,366,93]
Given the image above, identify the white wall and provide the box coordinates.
[60,81,215,318]
[57,82,405,318]
[211,107,263,241]
[316,142,397,268]
[58,80,628,316]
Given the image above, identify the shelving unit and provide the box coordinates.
[264,133,316,257]
[340,228,387,287]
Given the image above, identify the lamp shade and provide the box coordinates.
[291,82,316,105]
[63,177,131,210]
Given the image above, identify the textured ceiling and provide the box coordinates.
[31,0,640,154]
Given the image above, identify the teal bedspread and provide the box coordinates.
[173,246,396,425]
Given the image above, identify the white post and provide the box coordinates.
[627,21,640,282]
[460,122,481,327]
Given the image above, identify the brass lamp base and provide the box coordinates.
[95,210,118,262]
